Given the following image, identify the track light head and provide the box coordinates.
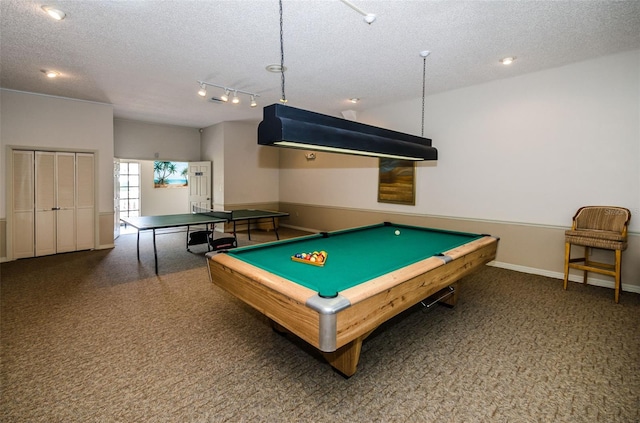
[42,6,66,20]
[198,84,207,97]
[364,13,376,24]
[220,89,230,102]
[250,95,257,107]
[231,91,240,104]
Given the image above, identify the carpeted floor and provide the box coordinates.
[1,228,639,422]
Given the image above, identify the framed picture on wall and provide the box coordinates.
[377,158,416,205]
[153,161,188,188]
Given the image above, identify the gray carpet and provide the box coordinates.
[1,228,639,422]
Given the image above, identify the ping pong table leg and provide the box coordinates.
[273,217,280,240]
[247,219,251,240]
[153,228,158,274]
[233,221,239,242]
[207,224,211,252]
[136,230,141,260]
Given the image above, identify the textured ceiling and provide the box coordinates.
[1,0,639,129]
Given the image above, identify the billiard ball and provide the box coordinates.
[395,230,400,235]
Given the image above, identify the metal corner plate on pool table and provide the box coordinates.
[305,294,352,353]
[435,254,454,264]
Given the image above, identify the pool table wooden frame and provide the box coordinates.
[208,229,498,377]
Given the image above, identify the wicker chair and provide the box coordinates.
[563,206,631,303]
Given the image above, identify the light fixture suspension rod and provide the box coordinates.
[339,0,367,16]
[196,81,260,98]
[279,0,286,103]
[421,57,426,137]
[420,51,430,137]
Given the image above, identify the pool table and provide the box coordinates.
[207,222,499,376]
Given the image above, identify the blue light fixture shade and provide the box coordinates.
[257,104,437,161]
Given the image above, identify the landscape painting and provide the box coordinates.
[378,158,415,205]
[153,161,188,188]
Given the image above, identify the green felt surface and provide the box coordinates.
[121,213,226,230]
[226,223,483,298]
[121,209,288,230]
[229,209,288,220]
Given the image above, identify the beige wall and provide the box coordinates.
[279,203,640,294]
[222,121,279,206]
[114,118,200,161]
[200,122,226,208]
[201,121,279,210]
[278,50,639,232]
[360,50,640,232]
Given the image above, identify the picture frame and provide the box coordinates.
[377,158,416,205]
[153,161,188,188]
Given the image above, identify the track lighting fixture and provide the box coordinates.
[197,81,259,107]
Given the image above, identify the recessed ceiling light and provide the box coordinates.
[266,64,287,73]
[41,5,66,21]
[41,69,60,78]
[500,57,516,65]
[349,98,359,103]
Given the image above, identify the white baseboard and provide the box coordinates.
[489,261,640,294]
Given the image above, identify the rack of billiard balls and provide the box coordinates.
[291,251,328,266]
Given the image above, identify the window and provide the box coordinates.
[119,162,140,218]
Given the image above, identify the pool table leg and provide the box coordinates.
[270,320,372,378]
[322,334,369,378]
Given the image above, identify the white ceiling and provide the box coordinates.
[2,0,639,129]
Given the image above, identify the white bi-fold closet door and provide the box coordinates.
[35,151,76,255]
[12,150,95,258]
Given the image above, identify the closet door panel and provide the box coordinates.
[35,212,56,256]
[56,153,76,253]
[12,150,35,258]
[35,152,56,256]
[76,153,95,250]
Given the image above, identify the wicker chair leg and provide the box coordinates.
[563,242,571,291]
[583,247,590,284]
[614,250,622,304]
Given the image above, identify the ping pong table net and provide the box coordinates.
[191,206,232,220]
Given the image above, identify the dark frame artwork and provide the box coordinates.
[377,158,416,205]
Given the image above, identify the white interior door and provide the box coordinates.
[113,159,121,239]
[188,161,212,212]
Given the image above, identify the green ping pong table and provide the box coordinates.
[121,209,289,274]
